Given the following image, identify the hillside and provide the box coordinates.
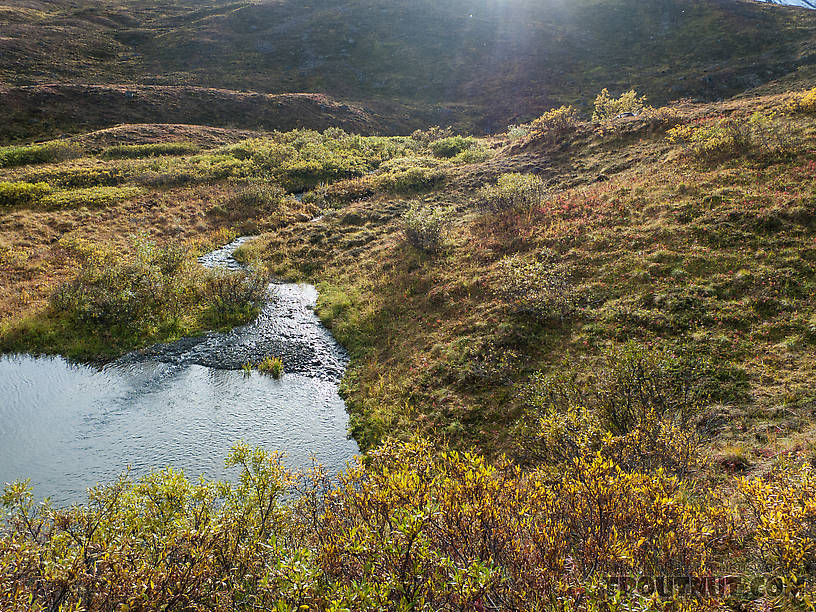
[2,0,816,139]
[5,0,816,609]
[2,85,816,609]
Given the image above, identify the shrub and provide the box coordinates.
[736,461,816,575]
[451,145,492,164]
[0,181,52,207]
[528,105,580,143]
[101,142,201,159]
[477,172,546,213]
[0,440,717,611]
[494,249,575,319]
[410,125,454,144]
[0,141,81,168]
[374,156,448,193]
[784,87,816,114]
[228,181,287,211]
[513,342,705,477]
[401,202,452,253]
[50,235,266,338]
[24,166,127,188]
[506,124,530,140]
[224,130,421,192]
[429,135,477,158]
[201,269,268,327]
[668,112,793,161]
[257,355,284,378]
[592,88,649,123]
[41,186,141,208]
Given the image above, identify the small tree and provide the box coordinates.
[401,202,452,253]
[592,88,649,123]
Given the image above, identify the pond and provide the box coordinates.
[0,238,359,504]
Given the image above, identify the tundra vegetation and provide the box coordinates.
[2,86,816,610]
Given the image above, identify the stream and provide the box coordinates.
[0,237,359,505]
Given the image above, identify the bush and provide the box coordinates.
[592,88,649,123]
[101,142,201,159]
[451,145,492,164]
[223,130,421,192]
[228,181,287,211]
[785,87,816,114]
[401,202,452,253]
[0,440,718,611]
[374,156,448,193]
[476,172,546,213]
[528,105,580,143]
[506,124,530,141]
[429,135,477,158]
[41,186,141,208]
[410,125,454,145]
[0,181,52,207]
[50,235,266,337]
[513,342,705,477]
[494,249,575,319]
[24,166,127,188]
[668,112,793,161]
[0,141,81,168]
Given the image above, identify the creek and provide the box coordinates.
[0,238,359,504]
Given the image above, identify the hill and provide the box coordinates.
[2,0,816,139]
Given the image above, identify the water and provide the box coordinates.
[0,238,359,505]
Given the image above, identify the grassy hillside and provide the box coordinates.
[2,0,816,138]
[5,1,816,608]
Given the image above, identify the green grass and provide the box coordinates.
[0,141,80,168]
[101,142,201,159]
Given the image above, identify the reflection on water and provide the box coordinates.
[0,237,359,504]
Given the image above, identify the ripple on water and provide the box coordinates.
[0,237,358,504]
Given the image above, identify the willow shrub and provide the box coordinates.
[528,105,580,144]
[785,87,816,114]
[494,249,575,320]
[667,112,794,162]
[1,439,725,611]
[477,172,546,213]
[51,234,266,334]
[0,181,52,207]
[0,141,81,168]
[592,88,649,123]
[401,202,453,253]
[513,342,705,478]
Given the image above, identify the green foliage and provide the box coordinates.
[477,172,545,213]
[23,165,127,188]
[429,135,477,158]
[200,269,268,328]
[373,156,448,193]
[41,185,141,208]
[668,112,794,161]
[101,141,201,159]
[514,342,706,477]
[410,126,454,145]
[494,249,575,320]
[593,88,649,123]
[223,129,421,192]
[506,124,530,141]
[528,105,581,143]
[257,355,284,378]
[784,87,816,114]
[401,202,452,253]
[0,141,81,168]
[0,440,726,610]
[229,180,287,212]
[21,234,268,355]
[0,181,52,207]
